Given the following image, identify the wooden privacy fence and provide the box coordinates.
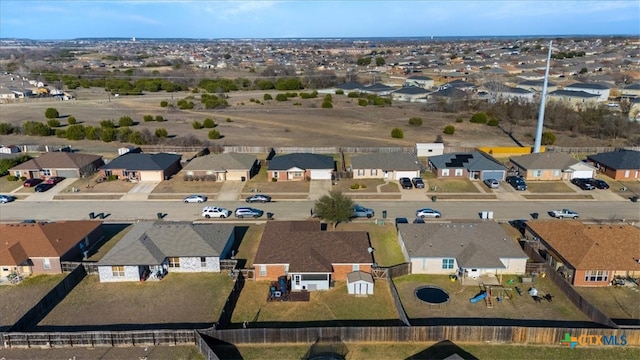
[2,330,196,348]
[202,326,640,346]
[60,261,99,274]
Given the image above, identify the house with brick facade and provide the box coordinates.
[267,153,334,181]
[0,221,104,281]
[181,152,259,181]
[586,149,640,181]
[428,151,506,181]
[9,152,104,180]
[350,152,420,180]
[99,152,182,182]
[253,221,374,291]
[525,220,640,287]
[510,152,596,181]
[96,221,235,283]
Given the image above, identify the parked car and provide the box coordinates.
[411,177,425,189]
[549,209,579,219]
[23,178,43,187]
[399,177,413,189]
[352,204,374,218]
[483,178,500,189]
[201,206,231,219]
[45,176,66,185]
[34,183,54,192]
[506,176,527,191]
[234,207,264,218]
[416,208,442,218]
[183,194,208,203]
[0,194,16,204]
[571,178,595,190]
[246,194,272,203]
[588,178,609,189]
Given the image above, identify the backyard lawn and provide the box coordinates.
[234,224,265,268]
[527,181,576,193]
[576,285,640,321]
[329,222,405,267]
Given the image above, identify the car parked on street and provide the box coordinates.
[506,176,527,191]
[483,178,500,189]
[416,208,442,218]
[201,206,231,219]
[245,194,272,203]
[411,177,425,189]
[183,194,208,203]
[549,209,579,219]
[34,183,54,192]
[23,178,43,187]
[45,176,66,185]
[0,194,17,204]
[234,207,264,218]
[352,204,375,218]
[399,177,413,189]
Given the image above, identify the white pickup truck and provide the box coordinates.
[549,209,579,219]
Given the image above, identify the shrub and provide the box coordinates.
[347,92,359,98]
[391,128,404,139]
[56,129,66,138]
[350,183,361,190]
[335,89,344,95]
[45,107,59,119]
[155,115,165,122]
[23,121,52,136]
[101,127,117,142]
[208,129,221,139]
[119,116,134,127]
[487,118,500,126]
[361,184,367,189]
[47,119,61,127]
[67,116,77,125]
[7,175,18,181]
[324,94,332,102]
[202,118,215,128]
[358,99,368,106]
[271,177,278,182]
[275,93,288,101]
[226,117,232,122]
[541,131,556,145]
[107,174,118,181]
[65,124,86,140]
[470,112,488,124]
[192,121,203,129]
[160,100,168,107]
[143,115,154,122]
[456,117,464,123]
[321,101,333,108]
[443,125,456,135]
[408,117,423,126]
[99,119,115,128]
[20,176,27,181]
[0,122,15,135]
[263,93,272,100]
[155,128,168,138]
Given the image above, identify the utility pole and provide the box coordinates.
[533,40,553,154]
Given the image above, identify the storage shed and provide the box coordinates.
[415,143,444,157]
[347,271,374,295]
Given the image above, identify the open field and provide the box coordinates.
[576,286,640,321]
[394,274,590,325]
[36,273,234,330]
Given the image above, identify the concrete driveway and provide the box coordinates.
[120,181,161,201]
[308,180,332,201]
[22,178,76,202]
[217,181,245,201]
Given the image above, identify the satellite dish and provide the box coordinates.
[367,247,374,254]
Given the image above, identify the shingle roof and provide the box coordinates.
[268,153,334,171]
[510,152,579,170]
[397,222,527,268]
[0,221,102,266]
[518,80,557,87]
[526,220,640,270]
[407,75,433,81]
[351,152,420,171]
[363,83,396,92]
[182,153,256,171]
[429,87,467,98]
[587,149,640,170]
[98,221,235,266]
[346,271,374,283]
[10,152,103,171]
[548,90,600,98]
[336,82,362,90]
[394,87,429,95]
[100,153,181,171]
[565,82,609,90]
[428,151,506,171]
[254,221,373,272]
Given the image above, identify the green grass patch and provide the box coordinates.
[367,223,406,266]
[235,224,265,268]
[0,176,22,193]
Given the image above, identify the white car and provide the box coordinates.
[483,179,499,189]
[416,208,442,218]
[184,194,207,203]
[202,206,231,219]
[549,209,579,219]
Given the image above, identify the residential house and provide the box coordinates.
[524,221,640,287]
[516,79,558,93]
[621,82,640,98]
[391,86,429,102]
[9,152,104,180]
[334,82,363,94]
[404,75,434,89]
[181,152,259,181]
[509,152,596,181]
[0,145,20,154]
[0,221,104,280]
[426,87,468,102]
[99,152,182,181]
[563,82,610,102]
[253,221,374,291]
[267,153,334,181]
[350,152,420,180]
[397,222,528,279]
[485,83,535,102]
[547,89,600,108]
[586,149,640,180]
[97,221,236,283]
[428,151,507,181]
[360,83,397,96]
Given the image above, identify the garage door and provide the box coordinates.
[394,171,419,180]
[310,169,332,180]
[56,169,79,178]
[140,171,163,182]
[571,171,593,179]
[481,171,505,181]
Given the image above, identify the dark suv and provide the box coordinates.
[571,178,595,190]
[399,177,413,189]
[412,177,425,189]
[506,176,527,191]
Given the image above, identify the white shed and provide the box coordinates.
[415,143,444,157]
[347,271,374,296]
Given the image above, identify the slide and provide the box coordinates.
[470,292,487,303]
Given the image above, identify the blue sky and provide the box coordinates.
[1,0,638,39]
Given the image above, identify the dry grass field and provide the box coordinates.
[0,274,66,331]
[576,286,640,321]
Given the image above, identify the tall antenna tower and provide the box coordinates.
[533,41,553,153]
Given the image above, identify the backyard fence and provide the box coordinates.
[372,263,412,280]
[216,272,245,330]
[2,329,196,348]
[60,261,99,274]
[195,331,221,360]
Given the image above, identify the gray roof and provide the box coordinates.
[98,221,235,266]
[268,153,334,171]
[347,271,374,283]
[429,87,467,98]
[394,86,429,95]
[518,80,557,87]
[510,152,579,170]
[565,82,609,90]
[587,149,640,170]
[363,83,396,92]
[548,90,600,98]
[351,152,420,171]
[398,222,527,268]
[407,75,433,81]
[336,82,362,91]
[100,153,181,171]
[428,151,506,171]
[182,152,256,171]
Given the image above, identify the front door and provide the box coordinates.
[293,275,301,290]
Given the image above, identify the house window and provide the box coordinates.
[358,169,364,176]
[371,169,377,176]
[624,170,630,178]
[200,257,207,267]
[454,169,463,176]
[112,266,125,277]
[168,257,180,268]
[14,171,21,177]
[533,170,542,178]
[41,169,52,176]
[352,264,359,271]
[442,169,450,176]
[585,270,608,282]
[293,172,303,177]
[259,265,266,277]
[442,258,454,269]
[553,170,561,177]
[43,258,51,270]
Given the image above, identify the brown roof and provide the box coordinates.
[10,152,102,171]
[253,221,373,272]
[0,221,102,266]
[527,220,640,270]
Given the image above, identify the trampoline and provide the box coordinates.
[415,285,450,305]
